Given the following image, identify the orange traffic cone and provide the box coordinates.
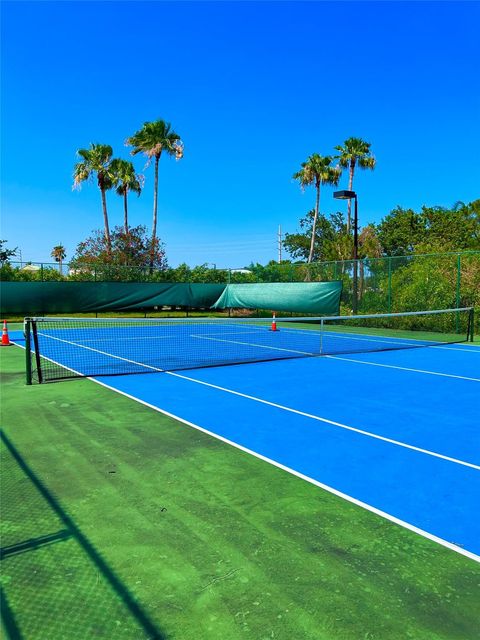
[1,320,12,346]
[270,312,278,332]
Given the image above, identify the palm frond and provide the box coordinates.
[72,162,91,190]
[335,156,350,169]
[358,156,376,170]
[126,119,184,161]
[334,137,375,177]
[110,158,143,196]
[293,154,340,190]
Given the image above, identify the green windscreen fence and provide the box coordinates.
[0,282,226,315]
[212,281,342,314]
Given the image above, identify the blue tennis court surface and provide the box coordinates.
[91,345,479,559]
[12,321,480,559]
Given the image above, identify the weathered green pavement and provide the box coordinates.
[1,345,479,639]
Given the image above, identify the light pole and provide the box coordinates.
[334,190,358,314]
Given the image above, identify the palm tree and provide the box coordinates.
[51,244,66,274]
[110,159,143,235]
[293,154,341,263]
[334,137,376,234]
[73,144,114,254]
[126,119,183,267]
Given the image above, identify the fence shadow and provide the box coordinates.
[0,429,166,640]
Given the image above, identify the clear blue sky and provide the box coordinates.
[1,1,479,267]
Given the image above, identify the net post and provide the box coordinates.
[25,319,32,385]
[31,320,43,384]
[320,318,324,354]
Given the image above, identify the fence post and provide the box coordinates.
[387,257,392,313]
[40,263,44,281]
[456,253,461,309]
[456,253,461,333]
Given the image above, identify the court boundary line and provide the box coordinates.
[10,342,480,563]
[166,371,480,470]
[31,333,480,470]
[193,335,479,381]
[325,355,480,382]
[192,334,317,356]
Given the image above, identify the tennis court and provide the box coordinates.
[22,311,480,557]
[2,310,480,638]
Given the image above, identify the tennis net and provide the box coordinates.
[25,307,474,383]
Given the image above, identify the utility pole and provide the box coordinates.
[278,225,282,263]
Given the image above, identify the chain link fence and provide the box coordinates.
[2,251,479,326]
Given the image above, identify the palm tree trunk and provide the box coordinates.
[101,188,111,255]
[307,182,321,264]
[123,190,129,235]
[124,190,130,266]
[346,162,355,235]
[150,153,160,270]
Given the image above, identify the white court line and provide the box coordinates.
[192,332,480,369]
[41,331,311,357]
[44,329,265,344]
[292,328,427,348]
[35,332,480,470]
[191,334,316,356]
[12,341,480,563]
[277,323,480,353]
[434,346,480,352]
[77,335,174,342]
[292,330,480,353]
[37,332,167,372]
[43,324,480,353]
[325,355,480,382]
[165,372,480,470]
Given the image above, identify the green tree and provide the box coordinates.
[358,225,383,259]
[334,137,376,234]
[73,144,115,254]
[418,202,480,251]
[0,240,18,265]
[376,206,425,255]
[376,200,480,255]
[357,225,383,300]
[110,159,143,235]
[51,244,67,273]
[170,263,192,282]
[283,210,349,263]
[126,119,184,267]
[293,154,341,263]
[71,225,167,279]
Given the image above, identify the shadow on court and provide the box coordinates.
[0,429,166,640]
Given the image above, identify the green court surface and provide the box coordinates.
[1,345,479,639]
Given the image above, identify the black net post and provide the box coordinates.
[25,319,32,385]
[31,320,43,383]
